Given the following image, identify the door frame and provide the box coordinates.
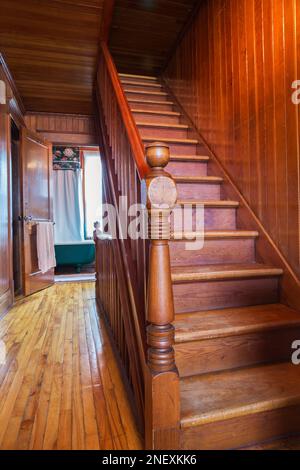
[0,55,25,315]
[10,117,23,297]
[0,96,13,316]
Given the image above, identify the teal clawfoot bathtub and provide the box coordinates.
[55,241,95,273]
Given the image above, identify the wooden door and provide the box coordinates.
[0,93,13,314]
[20,127,54,296]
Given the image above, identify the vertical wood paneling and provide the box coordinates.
[0,65,13,315]
[164,0,300,277]
[24,113,97,145]
[0,106,10,297]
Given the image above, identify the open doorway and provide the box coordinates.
[53,146,102,282]
[10,119,23,297]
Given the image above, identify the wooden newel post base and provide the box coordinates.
[144,142,180,450]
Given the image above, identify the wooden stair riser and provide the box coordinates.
[180,404,300,450]
[167,160,208,177]
[176,182,221,200]
[175,326,300,377]
[125,90,168,102]
[132,111,180,124]
[173,278,280,313]
[169,239,255,267]
[163,142,198,155]
[128,100,174,111]
[171,207,237,231]
[138,125,188,139]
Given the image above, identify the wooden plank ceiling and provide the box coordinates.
[109,0,198,75]
[0,0,198,114]
[0,0,104,114]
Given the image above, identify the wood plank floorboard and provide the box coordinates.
[0,282,142,450]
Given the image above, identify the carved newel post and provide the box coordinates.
[144,142,180,450]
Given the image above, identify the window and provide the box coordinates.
[83,151,102,239]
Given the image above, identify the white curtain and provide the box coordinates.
[53,170,84,243]
[83,151,102,238]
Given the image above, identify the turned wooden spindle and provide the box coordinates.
[144,142,180,450]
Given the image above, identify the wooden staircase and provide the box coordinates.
[119,72,300,449]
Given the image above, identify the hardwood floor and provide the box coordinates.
[0,282,142,450]
[1,280,300,451]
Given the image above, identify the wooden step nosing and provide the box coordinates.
[172,267,283,283]
[180,394,300,429]
[136,121,189,130]
[132,109,181,116]
[171,231,259,240]
[119,73,158,81]
[128,99,174,105]
[176,200,239,208]
[175,318,300,343]
[170,155,210,162]
[143,137,199,144]
[124,89,168,96]
[175,176,223,184]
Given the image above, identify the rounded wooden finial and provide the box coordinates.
[145,142,170,168]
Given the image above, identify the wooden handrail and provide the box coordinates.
[95,45,180,449]
[100,42,150,179]
[95,47,148,428]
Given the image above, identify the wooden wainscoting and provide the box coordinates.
[0,102,12,317]
[0,60,15,317]
[25,113,97,146]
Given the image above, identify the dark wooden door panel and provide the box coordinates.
[20,127,54,296]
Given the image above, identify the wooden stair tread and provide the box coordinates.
[242,434,300,450]
[170,155,209,162]
[119,73,158,81]
[143,136,198,144]
[124,89,168,96]
[171,263,283,283]
[175,303,300,343]
[132,109,181,116]
[128,98,174,106]
[175,175,223,184]
[121,79,162,88]
[176,199,239,208]
[136,121,189,129]
[180,362,300,427]
[171,230,259,240]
